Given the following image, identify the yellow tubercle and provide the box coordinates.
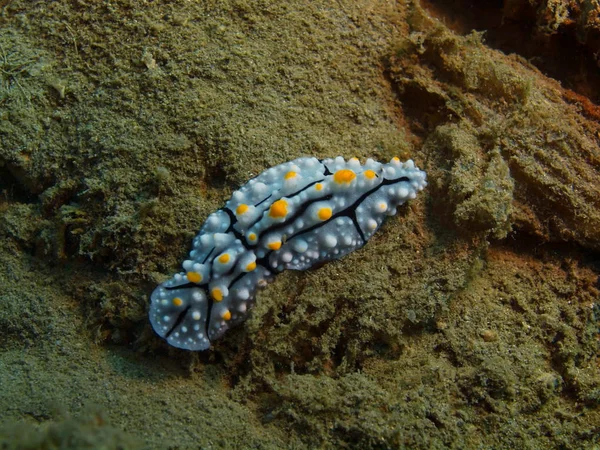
[236,204,249,215]
[222,310,231,321]
[315,183,323,191]
[318,207,332,221]
[187,272,202,283]
[267,241,282,250]
[246,261,257,271]
[269,199,288,218]
[218,253,230,264]
[211,288,223,301]
[172,297,183,307]
[333,169,356,184]
[364,169,376,179]
[284,171,297,180]
[392,156,400,163]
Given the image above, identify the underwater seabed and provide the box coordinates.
[1,0,598,448]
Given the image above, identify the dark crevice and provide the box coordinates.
[0,165,39,204]
[420,0,600,104]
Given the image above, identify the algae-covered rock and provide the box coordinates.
[0,1,598,449]
[388,11,600,249]
[0,410,141,450]
[424,122,514,239]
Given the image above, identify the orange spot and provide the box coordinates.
[222,310,231,321]
[248,232,257,241]
[187,272,202,283]
[236,204,249,215]
[364,169,376,179]
[392,156,400,163]
[315,183,323,191]
[318,207,332,221]
[269,199,288,218]
[218,253,230,264]
[212,288,223,301]
[333,169,355,184]
[172,297,183,306]
[284,171,297,180]
[246,261,257,271]
[267,241,282,250]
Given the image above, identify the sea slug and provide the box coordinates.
[149,156,427,350]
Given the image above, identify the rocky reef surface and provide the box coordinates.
[0,1,598,448]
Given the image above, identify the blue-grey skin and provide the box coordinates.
[149,156,427,350]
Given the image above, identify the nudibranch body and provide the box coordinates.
[149,156,427,350]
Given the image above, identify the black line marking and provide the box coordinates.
[288,175,411,244]
[286,179,324,199]
[255,254,274,272]
[257,194,333,241]
[164,282,214,342]
[165,282,196,290]
[253,174,413,273]
[255,194,272,207]
[246,179,325,234]
[349,210,366,242]
[205,293,214,338]
[223,207,238,232]
[165,305,191,338]
[317,159,332,175]
[228,271,246,289]
[202,247,215,264]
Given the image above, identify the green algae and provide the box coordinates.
[0,0,598,449]
[0,409,142,450]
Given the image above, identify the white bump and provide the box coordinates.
[192,311,201,320]
[253,182,268,195]
[162,315,170,322]
[397,186,409,198]
[367,219,377,230]
[207,214,220,226]
[323,234,337,248]
[281,251,293,263]
[376,201,387,212]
